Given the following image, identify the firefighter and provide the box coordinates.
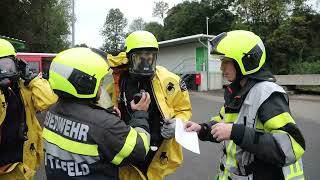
[42,47,151,179]
[108,30,192,180]
[185,30,305,180]
[0,38,58,179]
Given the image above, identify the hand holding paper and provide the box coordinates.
[175,119,200,154]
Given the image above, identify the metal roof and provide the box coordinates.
[159,34,215,48]
[17,52,57,57]
[0,35,26,50]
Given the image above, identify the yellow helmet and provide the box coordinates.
[49,48,109,99]
[0,38,16,58]
[210,30,266,75]
[125,31,159,53]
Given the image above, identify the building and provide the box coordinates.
[158,34,222,91]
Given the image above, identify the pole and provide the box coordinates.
[72,0,75,47]
[207,39,210,90]
[206,17,209,35]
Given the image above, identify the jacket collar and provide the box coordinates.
[224,78,258,110]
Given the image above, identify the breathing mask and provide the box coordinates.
[128,50,157,80]
[0,57,20,90]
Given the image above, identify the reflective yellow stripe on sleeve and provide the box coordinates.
[139,132,150,154]
[211,106,225,122]
[42,128,99,156]
[111,127,137,165]
[224,113,238,123]
[289,134,305,160]
[264,112,295,132]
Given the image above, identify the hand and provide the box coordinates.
[130,92,151,112]
[185,121,202,133]
[211,123,233,142]
[161,119,176,139]
[113,106,121,118]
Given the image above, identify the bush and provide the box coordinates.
[289,60,320,74]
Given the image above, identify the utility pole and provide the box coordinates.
[72,0,75,47]
[206,17,209,35]
[206,17,210,90]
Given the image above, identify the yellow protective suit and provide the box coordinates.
[0,77,58,179]
[108,53,192,180]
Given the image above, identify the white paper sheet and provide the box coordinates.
[175,119,200,154]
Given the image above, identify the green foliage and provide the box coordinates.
[145,22,165,41]
[101,8,127,55]
[0,0,71,52]
[128,17,146,33]
[164,0,235,39]
[75,43,89,48]
[266,6,320,74]
[152,1,169,21]
[289,60,320,74]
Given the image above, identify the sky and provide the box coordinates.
[74,0,183,48]
[74,0,319,48]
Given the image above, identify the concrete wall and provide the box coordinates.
[275,74,320,86]
[158,42,203,74]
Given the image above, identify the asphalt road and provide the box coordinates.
[35,92,320,180]
[167,92,320,180]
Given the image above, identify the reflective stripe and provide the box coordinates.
[231,143,236,166]
[289,135,305,160]
[139,132,150,154]
[111,127,137,165]
[284,159,304,180]
[226,142,233,165]
[264,112,295,132]
[224,113,238,123]
[44,140,99,164]
[212,115,222,122]
[212,107,225,122]
[255,119,264,130]
[42,128,99,156]
[272,130,296,165]
[220,141,237,180]
[50,61,74,79]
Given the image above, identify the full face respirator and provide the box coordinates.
[0,57,29,90]
[0,57,20,90]
[128,50,157,80]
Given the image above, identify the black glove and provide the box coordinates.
[17,59,37,86]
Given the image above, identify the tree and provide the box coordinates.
[163,0,235,39]
[128,17,146,32]
[232,0,291,39]
[101,8,127,54]
[75,43,89,48]
[145,22,165,41]
[153,1,169,23]
[0,0,71,52]
[266,6,320,74]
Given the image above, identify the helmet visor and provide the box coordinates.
[0,57,18,79]
[96,73,113,109]
[130,51,157,75]
[210,32,227,55]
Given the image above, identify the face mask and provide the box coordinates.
[129,51,157,80]
[0,57,19,90]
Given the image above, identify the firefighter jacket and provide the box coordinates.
[108,53,192,180]
[0,77,58,180]
[198,79,305,180]
[42,99,151,180]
